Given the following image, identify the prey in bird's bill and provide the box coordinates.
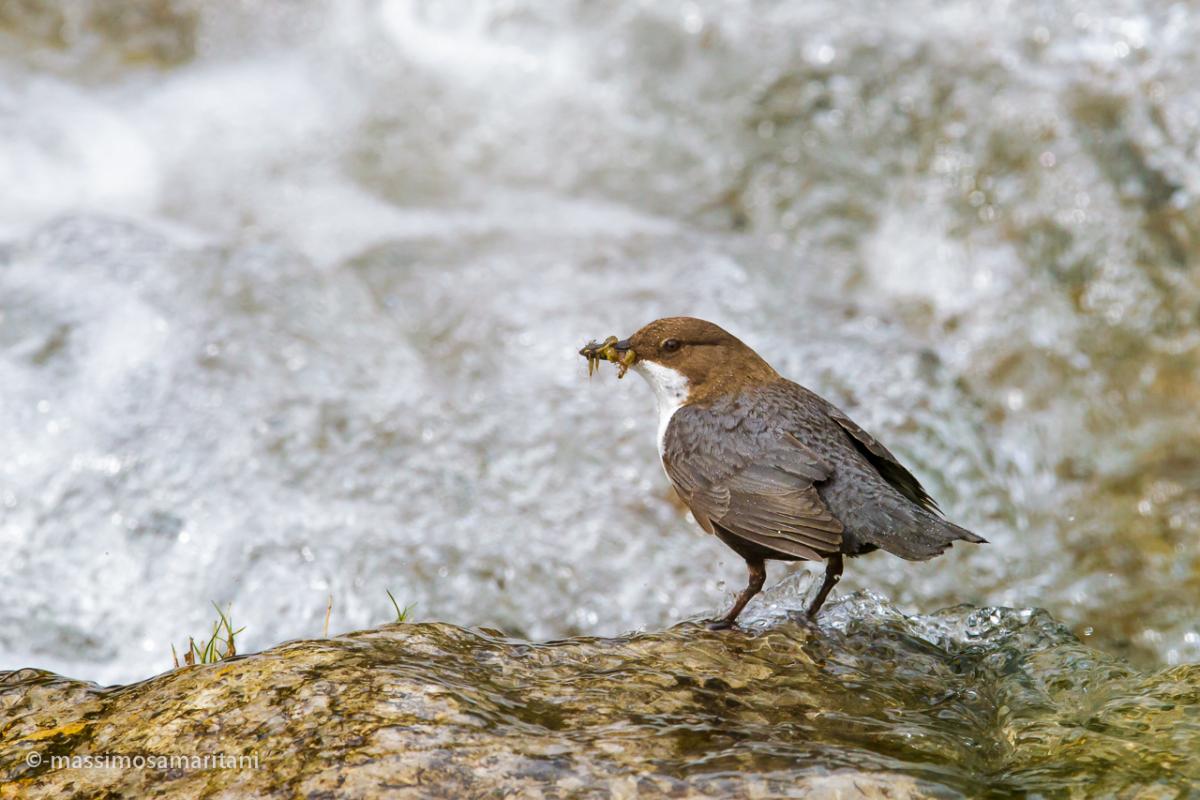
[579,317,986,629]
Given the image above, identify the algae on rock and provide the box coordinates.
[2,595,1198,798]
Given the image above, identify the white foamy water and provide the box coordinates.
[1,0,1197,684]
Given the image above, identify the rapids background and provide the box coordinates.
[0,1,1197,685]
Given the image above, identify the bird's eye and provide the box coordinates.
[661,338,682,353]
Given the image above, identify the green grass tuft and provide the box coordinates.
[386,590,415,623]
[172,603,245,668]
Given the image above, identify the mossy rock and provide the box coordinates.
[2,595,1197,797]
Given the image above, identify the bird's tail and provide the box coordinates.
[884,511,987,561]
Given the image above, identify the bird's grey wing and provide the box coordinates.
[823,404,941,514]
[663,418,843,561]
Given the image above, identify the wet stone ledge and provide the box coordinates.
[1,595,1198,798]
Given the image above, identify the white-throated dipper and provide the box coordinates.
[579,317,986,629]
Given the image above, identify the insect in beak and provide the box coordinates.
[579,336,636,378]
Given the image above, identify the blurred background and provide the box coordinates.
[0,0,1196,686]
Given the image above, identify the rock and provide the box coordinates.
[2,595,1198,798]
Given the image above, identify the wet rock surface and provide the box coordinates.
[3,594,1197,798]
[2,2,1199,793]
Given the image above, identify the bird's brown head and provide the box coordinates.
[579,317,779,405]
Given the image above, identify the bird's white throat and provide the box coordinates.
[631,360,690,454]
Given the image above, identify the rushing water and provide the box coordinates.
[0,0,1197,709]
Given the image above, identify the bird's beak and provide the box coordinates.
[579,336,637,378]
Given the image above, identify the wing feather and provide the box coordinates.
[826,406,942,514]
[663,413,843,560]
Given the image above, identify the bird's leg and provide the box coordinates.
[806,553,843,618]
[707,558,766,630]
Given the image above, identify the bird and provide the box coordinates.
[579,316,986,629]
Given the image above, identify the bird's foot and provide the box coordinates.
[705,618,736,631]
[786,609,822,630]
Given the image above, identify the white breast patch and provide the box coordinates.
[631,360,691,456]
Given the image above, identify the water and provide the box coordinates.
[0,0,1197,699]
